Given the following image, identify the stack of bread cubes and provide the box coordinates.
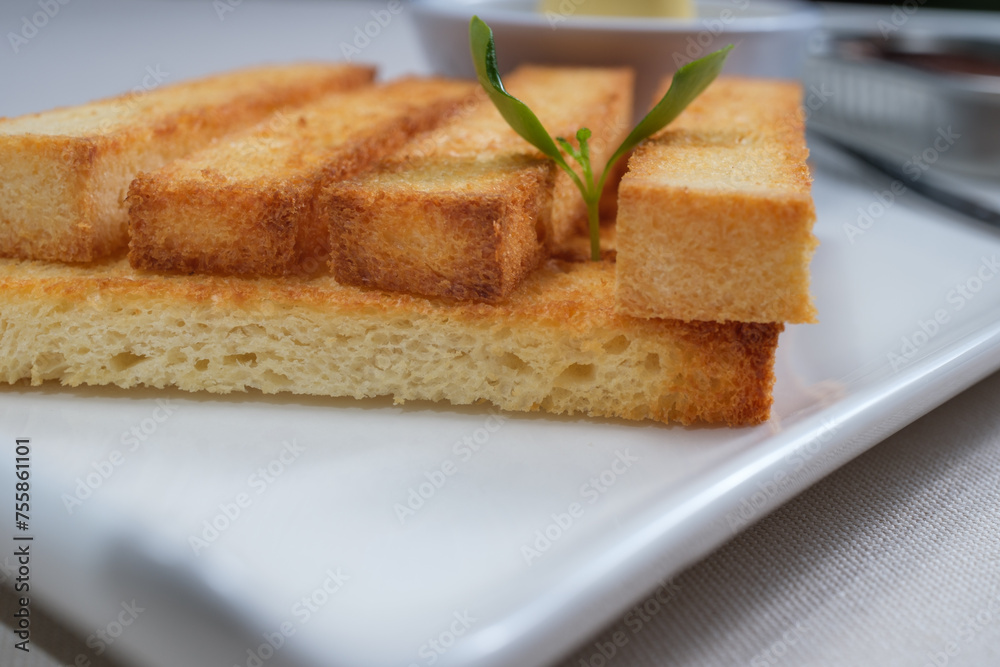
[0,62,816,426]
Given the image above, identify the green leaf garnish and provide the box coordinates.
[605,44,733,171]
[469,17,573,176]
[469,15,732,260]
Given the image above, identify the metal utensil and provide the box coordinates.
[805,33,1000,178]
[811,128,1000,228]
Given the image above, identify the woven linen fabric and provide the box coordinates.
[557,370,1000,667]
[3,370,1000,667]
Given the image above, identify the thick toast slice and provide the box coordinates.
[0,63,374,263]
[0,254,780,426]
[325,66,634,302]
[615,77,818,324]
[128,78,477,277]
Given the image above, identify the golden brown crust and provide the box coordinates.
[0,255,780,426]
[668,320,784,425]
[0,63,375,263]
[128,78,478,277]
[325,66,635,303]
[327,156,555,301]
[615,77,818,324]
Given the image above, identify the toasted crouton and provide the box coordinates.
[127,78,477,277]
[615,77,818,324]
[325,66,634,302]
[0,63,374,262]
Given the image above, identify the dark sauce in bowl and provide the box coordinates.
[883,51,1000,77]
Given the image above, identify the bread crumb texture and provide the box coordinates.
[0,256,780,425]
[616,78,818,324]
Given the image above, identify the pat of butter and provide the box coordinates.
[538,0,696,19]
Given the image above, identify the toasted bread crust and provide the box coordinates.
[128,78,478,277]
[615,77,818,324]
[326,66,634,303]
[328,155,556,301]
[0,63,375,263]
[0,255,780,426]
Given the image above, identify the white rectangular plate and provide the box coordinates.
[4,141,1000,667]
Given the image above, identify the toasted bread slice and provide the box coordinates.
[0,254,780,426]
[0,63,374,263]
[325,66,634,302]
[615,78,818,324]
[128,78,477,277]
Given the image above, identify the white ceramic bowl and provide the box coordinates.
[412,0,821,113]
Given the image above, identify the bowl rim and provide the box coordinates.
[410,0,822,34]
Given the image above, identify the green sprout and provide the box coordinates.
[470,15,732,260]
